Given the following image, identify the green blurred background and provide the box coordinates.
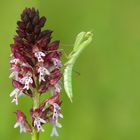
[0,0,140,140]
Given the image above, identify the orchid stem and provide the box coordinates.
[32,129,39,140]
[32,90,40,140]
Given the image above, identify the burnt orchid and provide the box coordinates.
[9,7,92,140]
[10,7,62,139]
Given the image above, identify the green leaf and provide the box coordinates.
[64,31,93,102]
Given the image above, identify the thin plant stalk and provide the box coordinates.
[32,90,40,140]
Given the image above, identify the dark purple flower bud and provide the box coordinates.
[22,14,29,23]
[32,15,39,25]
[34,25,41,34]
[26,22,34,32]
[48,41,60,51]
[38,29,53,40]
[16,30,25,38]
[39,17,46,27]
[17,21,26,30]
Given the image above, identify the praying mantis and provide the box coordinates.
[64,31,93,102]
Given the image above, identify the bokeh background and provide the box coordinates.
[0,0,140,140]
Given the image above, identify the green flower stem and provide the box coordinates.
[32,90,40,140]
[32,129,39,140]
